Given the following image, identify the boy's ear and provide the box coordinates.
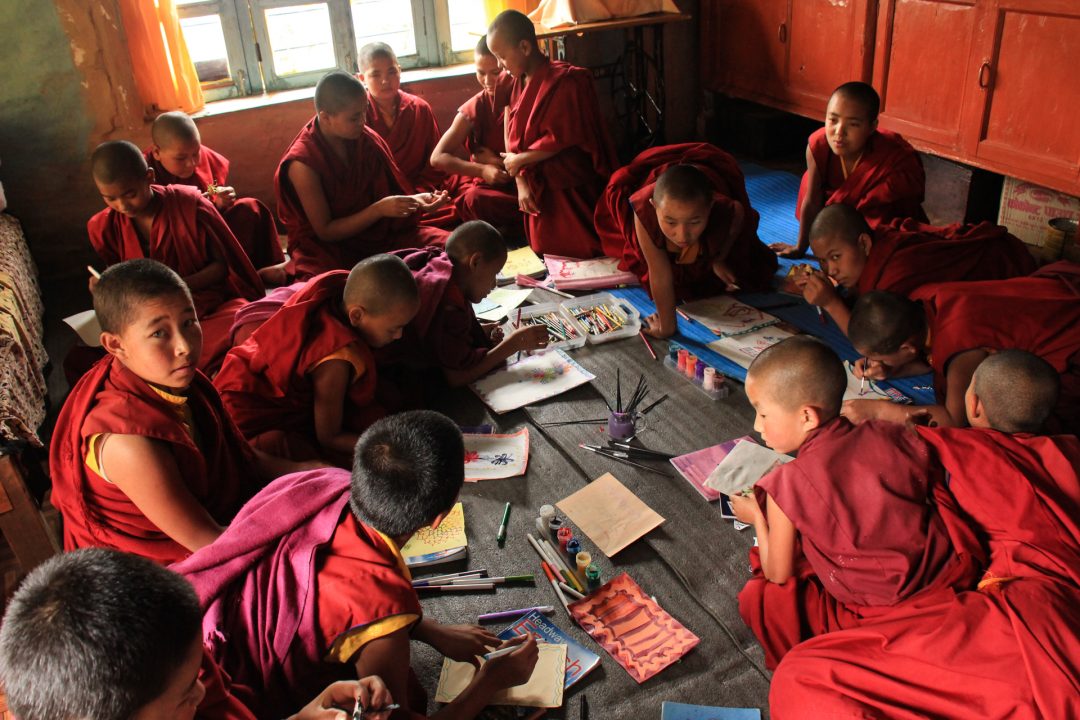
[145,167,156,184]
[100,331,125,359]
[150,144,162,160]
[801,404,825,432]
[346,304,365,327]
[857,232,873,256]
[467,251,484,271]
[899,339,922,362]
[965,386,985,425]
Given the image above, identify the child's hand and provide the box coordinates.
[428,623,501,666]
[474,147,504,168]
[290,677,394,720]
[841,398,887,424]
[377,195,421,218]
[802,271,839,307]
[481,164,512,186]
[501,151,525,176]
[852,356,888,381]
[642,312,675,339]
[728,491,763,525]
[416,190,450,213]
[479,634,538,690]
[210,186,237,211]
[483,321,504,343]
[711,259,739,291]
[511,324,549,352]
[516,178,539,215]
[769,241,807,258]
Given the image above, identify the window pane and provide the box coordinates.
[448,0,488,53]
[352,0,416,58]
[265,3,337,76]
[179,14,231,82]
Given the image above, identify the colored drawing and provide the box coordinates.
[543,255,639,290]
[706,325,797,369]
[434,642,566,707]
[569,573,700,684]
[470,350,595,414]
[679,296,779,337]
[400,502,466,558]
[463,428,530,481]
[841,361,910,403]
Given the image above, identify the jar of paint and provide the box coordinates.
[607,411,635,440]
[585,563,602,590]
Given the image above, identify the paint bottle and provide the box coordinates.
[557,526,573,551]
[684,354,698,379]
[575,551,592,577]
[539,505,557,541]
[677,348,688,372]
[547,515,564,544]
[666,344,680,367]
[585,563,602,591]
[703,367,717,392]
[695,359,706,384]
[566,537,581,559]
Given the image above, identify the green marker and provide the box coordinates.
[496,502,511,547]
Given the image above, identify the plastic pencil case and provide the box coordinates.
[502,301,588,352]
[559,292,641,345]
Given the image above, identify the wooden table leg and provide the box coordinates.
[0,454,58,573]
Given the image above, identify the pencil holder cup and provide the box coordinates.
[607,411,636,440]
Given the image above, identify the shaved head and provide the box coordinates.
[488,9,537,46]
[832,81,881,123]
[344,254,418,315]
[358,41,397,72]
[476,35,494,57]
[315,70,367,114]
[94,259,192,334]
[91,141,149,185]
[446,221,506,263]
[848,291,926,355]
[654,164,713,206]
[151,111,199,148]
[747,336,846,417]
[973,350,1059,434]
[809,203,871,245]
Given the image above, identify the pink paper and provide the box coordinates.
[669,436,755,501]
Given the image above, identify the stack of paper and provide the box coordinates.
[498,247,546,285]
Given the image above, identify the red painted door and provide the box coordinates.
[700,0,788,104]
[965,0,1080,192]
[873,0,982,155]
[787,0,875,118]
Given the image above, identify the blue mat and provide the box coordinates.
[609,163,937,405]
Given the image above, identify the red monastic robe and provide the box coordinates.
[856,218,1036,297]
[144,144,285,270]
[213,271,381,462]
[275,117,448,279]
[452,74,522,230]
[507,57,617,258]
[738,418,983,669]
[375,247,491,371]
[595,142,778,297]
[797,127,927,229]
[87,183,263,373]
[49,356,257,565]
[769,428,1080,719]
[912,260,1080,435]
[197,647,260,720]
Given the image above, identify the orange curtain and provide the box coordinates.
[117,0,205,115]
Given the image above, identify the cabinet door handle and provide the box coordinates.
[978,61,992,88]
[778,22,787,43]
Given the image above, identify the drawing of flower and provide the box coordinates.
[464,450,480,464]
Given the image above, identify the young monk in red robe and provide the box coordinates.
[729,336,982,669]
[798,203,1036,334]
[0,548,394,720]
[276,71,449,279]
[595,144,779,338]
[381,221,548,386]
[487,10,618,258]
[843,261,1080,433]
[770,351,1080,720]
[145,111,288,285]
[175,411,539,719]
[87,140,264,374]
[431,37,522,236]
[773,82,927,258]
[214,254,419,466]
[50,260,308,566]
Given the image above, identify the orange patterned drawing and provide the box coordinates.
[569,573,699,683]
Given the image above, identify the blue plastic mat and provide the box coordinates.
[609,163,937,405]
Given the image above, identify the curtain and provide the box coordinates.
[117,0,205,115]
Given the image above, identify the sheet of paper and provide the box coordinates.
[434,642,567,707]
[706,325,797,369]
[400,502,465,558]
[543,254,639,290]
[470,350,595,414]
[704,441,793,496]
[63,309,102,347]
[557,472,664,556]
[842,361,895,402]
[679,296,779,337]
[670,436,755,501]
[498,246,546,283]
[569,573,699,684]
[463,428,530,481]
[471,297,499,315]
[476,287,534,322]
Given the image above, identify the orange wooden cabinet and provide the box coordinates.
[700,0,875,119]
[875,0,1080,195]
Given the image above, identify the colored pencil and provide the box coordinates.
[539,538,584,593]
[411,570,487,586]
[87,265,101,279]
[421,575,534,587]
[483,644,522,661]
[415,583,495,592]
[676,307,693,323]
[817,305,827,324]
[638,330,657,360]
[478,605,555,622]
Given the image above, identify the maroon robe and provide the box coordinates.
[913,260,1080,435]
[797,127,928,229]
[452,74,522,230]
[87,183,263,373]
[856,218,1036,297]
[144,144,285,270]
[595,142,778,297]
[275,117,448,279]
[49,356,257,565]
[507,57,617,257]
[769,428,1080,719]
[738,417,983,669]
[213,271,381,462]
